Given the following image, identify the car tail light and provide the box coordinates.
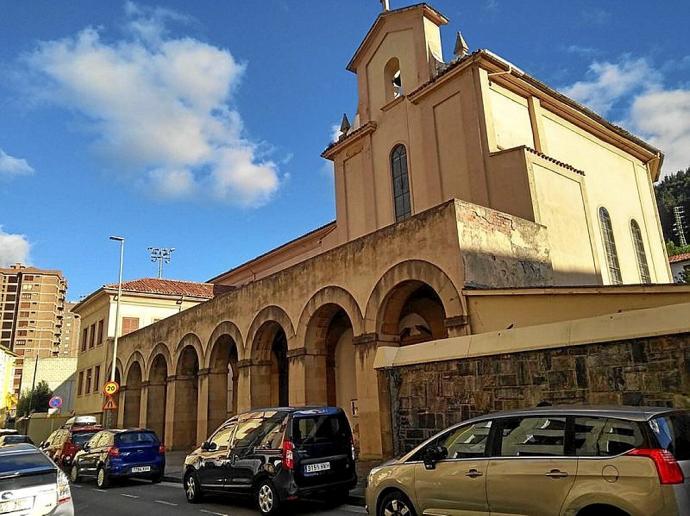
[107,447,120,458]
[57,470,71,504]
[351,437,356,461]
[281,439,294,470]
[628,448,684,484]
[159,444,166,455]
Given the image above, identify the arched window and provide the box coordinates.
[599,207,622,284]
[384,57,403,101]
[630,220,651,283]
[391,144,411,221]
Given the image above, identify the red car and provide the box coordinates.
[41,425,102,470]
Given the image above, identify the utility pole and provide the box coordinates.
[674,206,687,247]
[148,247,175,279]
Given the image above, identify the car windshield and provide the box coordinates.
[291,413,351,447]
[116,431,158,445]
[72,432,97,447]
[650,413,690,460]
[3,435,31,445]
[0,451,54,475]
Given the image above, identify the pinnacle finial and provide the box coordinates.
[339,113,351,140]
[454,31,469,57]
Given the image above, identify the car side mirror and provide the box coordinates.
[201,441,217,451]
[423,445,447,470]
[83,443,90,451]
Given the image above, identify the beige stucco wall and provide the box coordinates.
[466,286,690,334]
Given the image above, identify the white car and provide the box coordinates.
[0,444,74,516]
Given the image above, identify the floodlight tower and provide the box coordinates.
[148,247,175,279]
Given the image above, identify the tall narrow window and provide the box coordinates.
[391,144,411,222]
[599,207,622,284]
[630,220,651,283]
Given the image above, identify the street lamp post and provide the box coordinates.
[109,236,125,383]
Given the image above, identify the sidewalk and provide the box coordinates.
[163,450,378,506]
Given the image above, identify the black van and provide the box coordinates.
[183,407,357,514]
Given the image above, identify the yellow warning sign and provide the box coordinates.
[102,396,117,411]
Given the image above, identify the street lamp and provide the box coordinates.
[109,236,124,384]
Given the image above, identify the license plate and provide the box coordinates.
[0,497,33,513]
[131,466,151,473]
[304,462,330,474]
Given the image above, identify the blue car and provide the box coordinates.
[70,428,165,488]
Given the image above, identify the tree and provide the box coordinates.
[655,167,690,246]
[16,381,53,416]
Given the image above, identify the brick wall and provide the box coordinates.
[386,332,690,454]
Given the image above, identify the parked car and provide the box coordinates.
[0,434,34,446]
[0,443,73,515]
[41,424,102,469]
[62,415,99,429]
[366,405,690,516]
[70,428,165,488]
[183,407,357,514]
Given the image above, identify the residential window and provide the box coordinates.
[391,144,411,222]
[599,207,622,284]
[89,324,95,348]
[630,220,651,284]
[77,371,84,395]
[94,365,100,392]
[81,328,88,352]
[21,293,31,300]
[86,368,92,394]
[96,319,104,345]
[122,317,140,335]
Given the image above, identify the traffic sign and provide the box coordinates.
[103,396,117,411]
[48,396,63,409]
[103,381,120,396]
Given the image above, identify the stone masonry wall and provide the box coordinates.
[387,332,690,454]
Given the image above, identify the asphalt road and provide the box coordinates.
[71,478,367,516]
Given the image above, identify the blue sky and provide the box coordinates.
[1,0,689,300]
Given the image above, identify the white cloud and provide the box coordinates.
[330,123,342,143]
[0,149,34,177]
[0,227,30,267]
[563,58,658,115]
[23,4,280,206]
[563,57,690,177]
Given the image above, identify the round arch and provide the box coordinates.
[124,351,147,383]
[173,333,204,374]
[295,286,364,353]
[246,305,295,359]
[145,343,173,382]
[364,259,463,335]
[204,321,244,369]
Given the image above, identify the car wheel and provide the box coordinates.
[378,491,416,516]
[69,465,81,483]
[256,479,281,515]
[96,467,110,489]
[184,471,202,503]
[152,472,163,484]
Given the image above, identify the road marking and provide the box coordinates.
[91,489,108,493]
[71,484,82,488]
[160,481,181,488]
[200,510,228,516]
[341,505,367,513]
[154,500,178,506]
[121,494,139,499]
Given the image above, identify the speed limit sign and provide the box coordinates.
[103,381,120,396]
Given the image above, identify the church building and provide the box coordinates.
[109,4,690,458]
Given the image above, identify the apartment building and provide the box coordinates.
[0,264,68,393]
[58,302,80,357]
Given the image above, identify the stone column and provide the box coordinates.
[236,360,252,413]
[445,315,470,338]
[207,369,230,432]
[196,368,210,446]
[139,381,149,428]
[353,333,395,460]
[288,347,328,406]
[116,386,126,428]
[164,375,176,449]
[246,359,273,408]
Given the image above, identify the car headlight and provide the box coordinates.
[57,470,71,504]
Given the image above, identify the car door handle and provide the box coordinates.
[545,469,569,478]
[465,468,483,478]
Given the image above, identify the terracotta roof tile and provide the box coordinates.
[105,278,231,299]
[669,252,690,264]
